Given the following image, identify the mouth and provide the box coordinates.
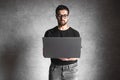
[61,20,65,22]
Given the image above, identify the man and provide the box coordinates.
[44,5,80,80]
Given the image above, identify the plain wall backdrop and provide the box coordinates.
[0,0,120,80]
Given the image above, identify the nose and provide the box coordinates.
[60,16,65,20]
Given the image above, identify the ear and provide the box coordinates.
[56,14,58,19]
[67,15,69,19]
[55,14,57,18]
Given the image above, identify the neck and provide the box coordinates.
[58,24,69,31]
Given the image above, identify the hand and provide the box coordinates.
[59,58,78,61]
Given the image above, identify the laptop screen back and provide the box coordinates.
[43,37,81,58]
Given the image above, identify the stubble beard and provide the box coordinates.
[59,21,67,26]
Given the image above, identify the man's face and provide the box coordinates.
[56,9,69,26]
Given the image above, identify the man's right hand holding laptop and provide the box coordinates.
[59,58,78,61]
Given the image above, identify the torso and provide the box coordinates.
[44,26,80,65]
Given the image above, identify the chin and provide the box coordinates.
[61,23,67,26]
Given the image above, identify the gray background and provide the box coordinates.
[0,0,120,80]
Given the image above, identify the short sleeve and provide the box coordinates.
[74,30,80,37]
[44,30,53,37]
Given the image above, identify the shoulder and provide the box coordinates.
[45,26,57,34]
[70,27,79,33]
[70,27,80,37]
[44,26,57,37]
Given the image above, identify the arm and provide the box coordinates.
[59,58,79,61]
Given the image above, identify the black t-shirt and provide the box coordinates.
[44,26,80,65]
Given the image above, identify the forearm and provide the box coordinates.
[59,58,79,61]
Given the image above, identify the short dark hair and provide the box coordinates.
[56,5,69,15]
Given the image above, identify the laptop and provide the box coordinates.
[42,37,81,58]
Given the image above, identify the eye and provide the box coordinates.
[57,14,68,18]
